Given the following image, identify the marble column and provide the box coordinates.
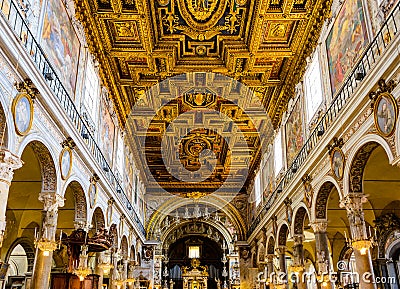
[0,150,23,246]
[95,252,104,289]
[292,235,306,289]
[340,193,376,289]
[127,263,135,289]
[123,259,128,288]
[275,246,287,286]
[31,192,65,289]
[311,221,334,289]
[265,254,275,286]
[109,253,118,289]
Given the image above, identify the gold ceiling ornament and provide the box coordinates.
[185,191,208,199]
[74,0,333,128]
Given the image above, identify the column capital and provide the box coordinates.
[39,192,65,212]
[275,246,286,255]
[339,193,368,212]
[266,254,275,262]
[293,234,304,246]
[0,150,23,184]
[311,221,328,233]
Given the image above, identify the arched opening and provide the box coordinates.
[3,141,57,288]
[166,235,223,289]
[359,144,400,287]
[314,181,349,286]
[0,102,8,148]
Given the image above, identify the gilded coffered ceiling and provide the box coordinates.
[74,0,332,127]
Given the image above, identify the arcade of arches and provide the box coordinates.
[0,0,400,288]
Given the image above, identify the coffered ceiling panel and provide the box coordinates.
[74,0,333,127]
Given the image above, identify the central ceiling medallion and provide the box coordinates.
[183,89,216,107]
[178,0,228,30]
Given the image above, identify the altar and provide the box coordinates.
[182,259,208,289]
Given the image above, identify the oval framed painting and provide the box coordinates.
[59,147,72,180]
[374,92,398,137]
[88,182,98,209]
[331,147,345,180]
[12,92,34,136]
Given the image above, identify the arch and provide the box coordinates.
[292,205,310,235]
[120,235,129,260]
[110,223,118,250]
[277,223,289,246]
[64,180,88,222]
[0,98,9,149]
[146,197,247,240]
[91,207,106,232]
[18,139,57,193]
[5,237,35,272]
[266,236,275,255]
[313,181,337,220]
[343,136,393,195]
[160,219,234,252]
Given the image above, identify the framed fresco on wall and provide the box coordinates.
[330,147,345,180]
[100,97,115,164]
[285,97,304,166]
[41,0,80,96]
[59,146,72,180]
[12,92,34,136]
[373,92,398,137]
[88,182,97,209]
[326,0,369,95]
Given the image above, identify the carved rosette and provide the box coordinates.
[0,150,23,185]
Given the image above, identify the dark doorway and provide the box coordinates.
[166,236,224,289]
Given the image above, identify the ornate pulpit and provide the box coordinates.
[182,259,208,289]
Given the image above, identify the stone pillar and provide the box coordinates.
[123,259,128,285]
[95,252,104,289]
[127,263,135,289]
[265,254,275,285]
[109,253,118,289]
[0,150,23,246]
[31,192,64,289]
[291,235,306,289]
[340,194,376,289]
[275,246,287,286]
[311,221,334,289]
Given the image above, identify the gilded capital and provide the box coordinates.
[0,150,23,185]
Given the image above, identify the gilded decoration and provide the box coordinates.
[73,0,334,127]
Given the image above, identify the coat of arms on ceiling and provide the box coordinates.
[156,0,248,56]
